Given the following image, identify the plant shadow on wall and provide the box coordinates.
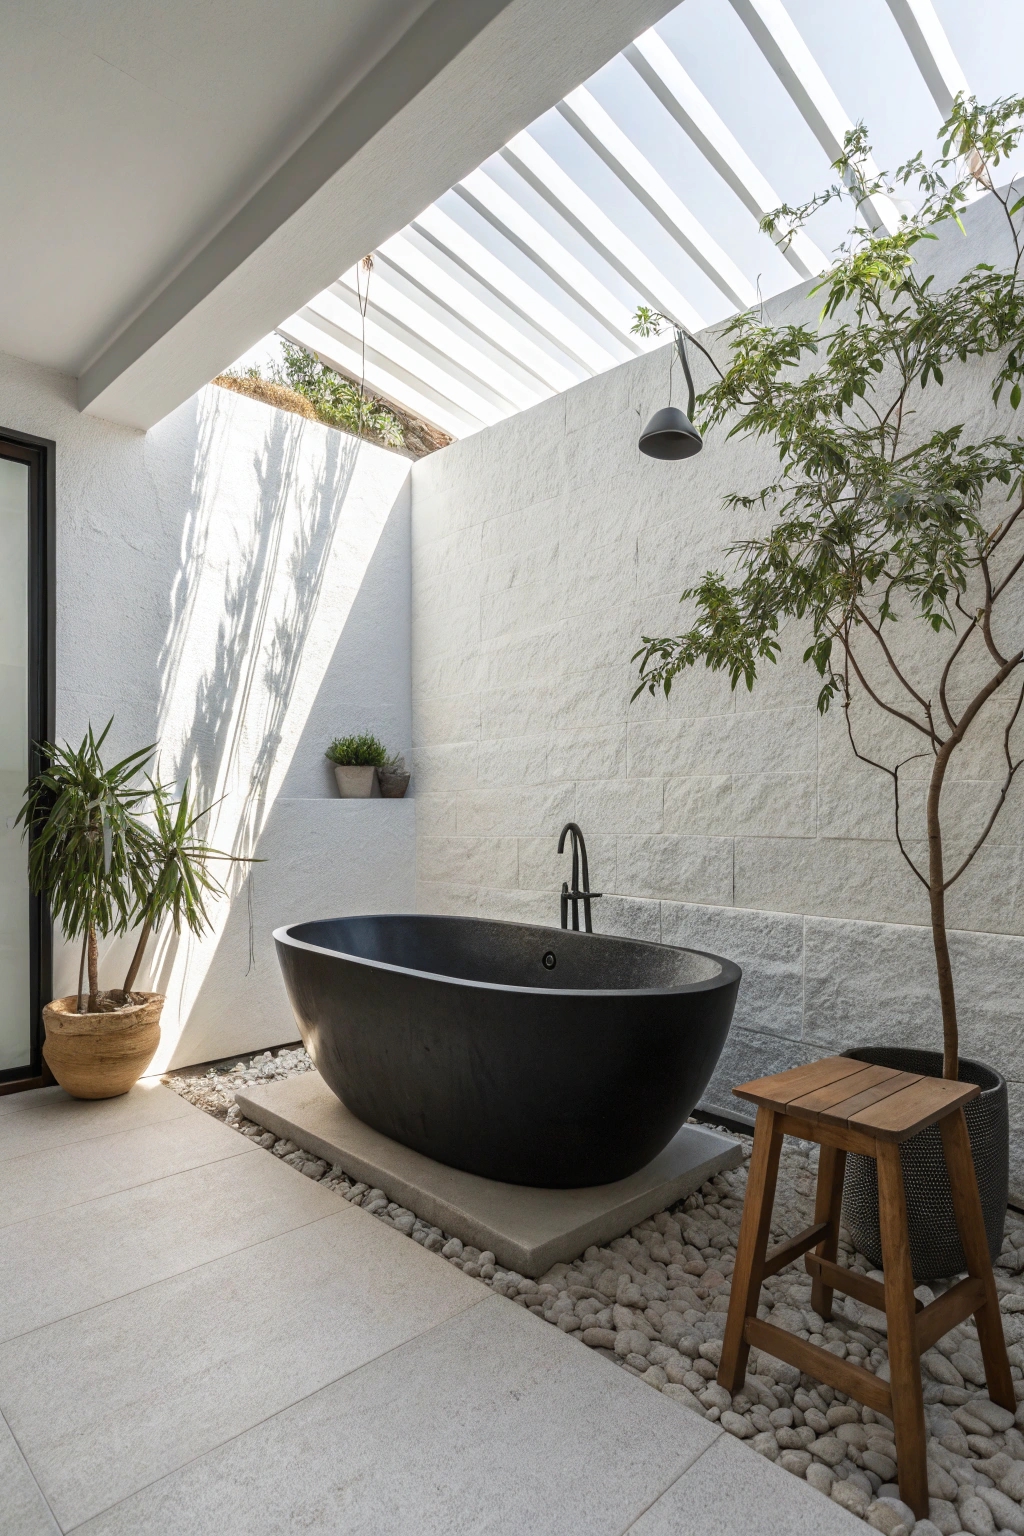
[147,389,367,1009]
[633,94,1024,1275]
[160,399,363,866]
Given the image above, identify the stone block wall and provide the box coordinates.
[409,191,1024,1193]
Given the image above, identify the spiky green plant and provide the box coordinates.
[18,723,251,1012]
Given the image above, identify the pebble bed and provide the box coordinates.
[167,1046,1024,1536]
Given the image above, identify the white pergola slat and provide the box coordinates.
[727,0,901,234]
[455,168,648,351]
[377,234,581,393]
[413,205,620,375]
[883,0,970,118]
[333,267,549,413]
[501,130,708,327]
[623,34,827,281]
[276,0,974,440]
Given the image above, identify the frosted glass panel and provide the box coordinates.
[0,457,29,1072]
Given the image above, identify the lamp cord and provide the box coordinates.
[674,328,696,421]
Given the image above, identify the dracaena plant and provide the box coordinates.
[18,721,247,1013]
[632,93,1024,1081]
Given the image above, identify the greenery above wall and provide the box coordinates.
[231,342,406,450]
[632,94,1024,1080]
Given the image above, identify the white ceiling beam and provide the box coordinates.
[500,130,709,325]
[77,0,687,427]
[455,168,647,351]
[727,0,901,234]
[307,285,513,424]
[378,233,582,392]
[280,312,482,438]
[413,204,619,373]
[621,37,827,281]
[334,267,548,411]
[883,0,969,118]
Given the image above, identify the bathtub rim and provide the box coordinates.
[273,913,741,1000]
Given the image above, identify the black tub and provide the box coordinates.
[274,914,740,1187]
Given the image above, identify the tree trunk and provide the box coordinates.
[77,929,88,1013]
[927,748,958,1080]
[122,916,153,996]
[87,924,100,1012]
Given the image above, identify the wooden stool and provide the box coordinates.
[719,1055,1014,1518]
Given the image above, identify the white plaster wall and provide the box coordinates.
[0,352,415,1070]
[409,190,1024,1191]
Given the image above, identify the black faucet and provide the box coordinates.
[557,822,601,933]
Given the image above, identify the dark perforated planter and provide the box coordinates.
[841,1045,1008,1283]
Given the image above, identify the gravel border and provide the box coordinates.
[165,1046,1024,1536]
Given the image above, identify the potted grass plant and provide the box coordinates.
[632,94,1024,1278]
[326,732,388,797]
[18,721,245,1099]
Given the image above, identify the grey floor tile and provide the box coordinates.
[0,1208,486,1529]
[0,1083,197,1164]
[627,1433,867,1535]
[0,1109,249,1229]
[0,1412,60,1536]
[0,1148,334,1343]
[77,1295,720,1535]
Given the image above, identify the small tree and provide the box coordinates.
[633,95,1024,1080]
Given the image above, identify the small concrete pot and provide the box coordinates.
[377,768,410,798]
[42,993,164,1099]
[333,765,380,798]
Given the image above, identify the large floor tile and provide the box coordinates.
[0,1148,334,1343]
[0,1207,485,1529]
[0,1083,194,1164]
[627,1433,867,1536]
[0,1109,249,1229]
[77,1295,721,1535]
[0,1411,60,1536]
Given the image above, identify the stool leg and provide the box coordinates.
[940,1108,1015,1412]
[719,1105,782,1394]
[809,1143,846,1322]
[877,1139,928,1520]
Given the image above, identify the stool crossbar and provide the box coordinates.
[719,1055,1014,1519]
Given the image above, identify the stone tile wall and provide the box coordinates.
[408,192,1024,1193]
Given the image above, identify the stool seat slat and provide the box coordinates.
[733,1055,867,1113]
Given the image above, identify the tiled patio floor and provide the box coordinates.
[0,1083,863,1535]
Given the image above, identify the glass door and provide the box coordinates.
[0,433,53,1091]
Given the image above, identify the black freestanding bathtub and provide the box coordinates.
[274,914,740,1188]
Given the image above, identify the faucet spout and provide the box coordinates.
[557,822,601,933]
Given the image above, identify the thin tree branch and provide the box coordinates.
[838,662,930,887]
[944,677,1024,888]
[840,631,937,741]
[853,602,933,713]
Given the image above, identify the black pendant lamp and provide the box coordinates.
[639,328,703,460]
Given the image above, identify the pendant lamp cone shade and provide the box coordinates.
[638,405,702,459]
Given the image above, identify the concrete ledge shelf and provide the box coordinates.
[235,1073,743,1276]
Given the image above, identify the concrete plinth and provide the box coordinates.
[236,1074,743,1277]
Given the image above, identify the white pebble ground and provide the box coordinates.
[166,1046,1024,1536]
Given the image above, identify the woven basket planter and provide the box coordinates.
[42,992,164,1100]
[841,1044,1008,1282]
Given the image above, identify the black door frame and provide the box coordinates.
[0,427,55,1094]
